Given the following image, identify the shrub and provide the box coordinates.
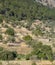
[32,62,36,65]
[0,51,17,60]
[5,28,15,36]
[23,35,32,42]
[17,54,25,60]
[0,34,3,40]
[25,54,32,60]
[0,17,3,24]
[0,47,3,51]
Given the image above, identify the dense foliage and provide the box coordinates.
[0,0,55,21]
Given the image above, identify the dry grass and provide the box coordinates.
[0,43,32,54]
[0,60,54,65]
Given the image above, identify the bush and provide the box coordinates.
[0,17,3,24]
[0,35,3,40]
[32,27,43,36]
[0,51,17,60]
[31,42,53,61]
[8,36,15,43]
[23,35,32,42]
[17,54,25,60]
[0,47,3,51]
[5,28,15,36]
[32,62,36,65]
[25,54,32,60]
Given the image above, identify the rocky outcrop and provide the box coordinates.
[36,0,55,7]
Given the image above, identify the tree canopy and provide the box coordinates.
[0,0,55,21]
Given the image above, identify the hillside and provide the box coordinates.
[0,0,55,21]
[0,19,55,61]
[0,0,55,65]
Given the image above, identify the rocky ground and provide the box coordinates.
[0,60,55,65]
[36,0,55,7]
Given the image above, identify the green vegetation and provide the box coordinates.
[25,54,32,60]
[0,47,17,60]
[0,34,3,40]
[0,16,3,24]
[32,62,36,65]
[23,35,33,45]
[0,42,53,61]
[0,0,55,22]
[0,50,17,60]
[32,26,44,36]
[32,42,53,61]
[0,51,17,60]
[0,0,55,62]
[8,36,15,43]
[0,47,3,51]
[23,35,32,42]
[17,54,25,60]
[23,36,53,61]
[5,27,15,36]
